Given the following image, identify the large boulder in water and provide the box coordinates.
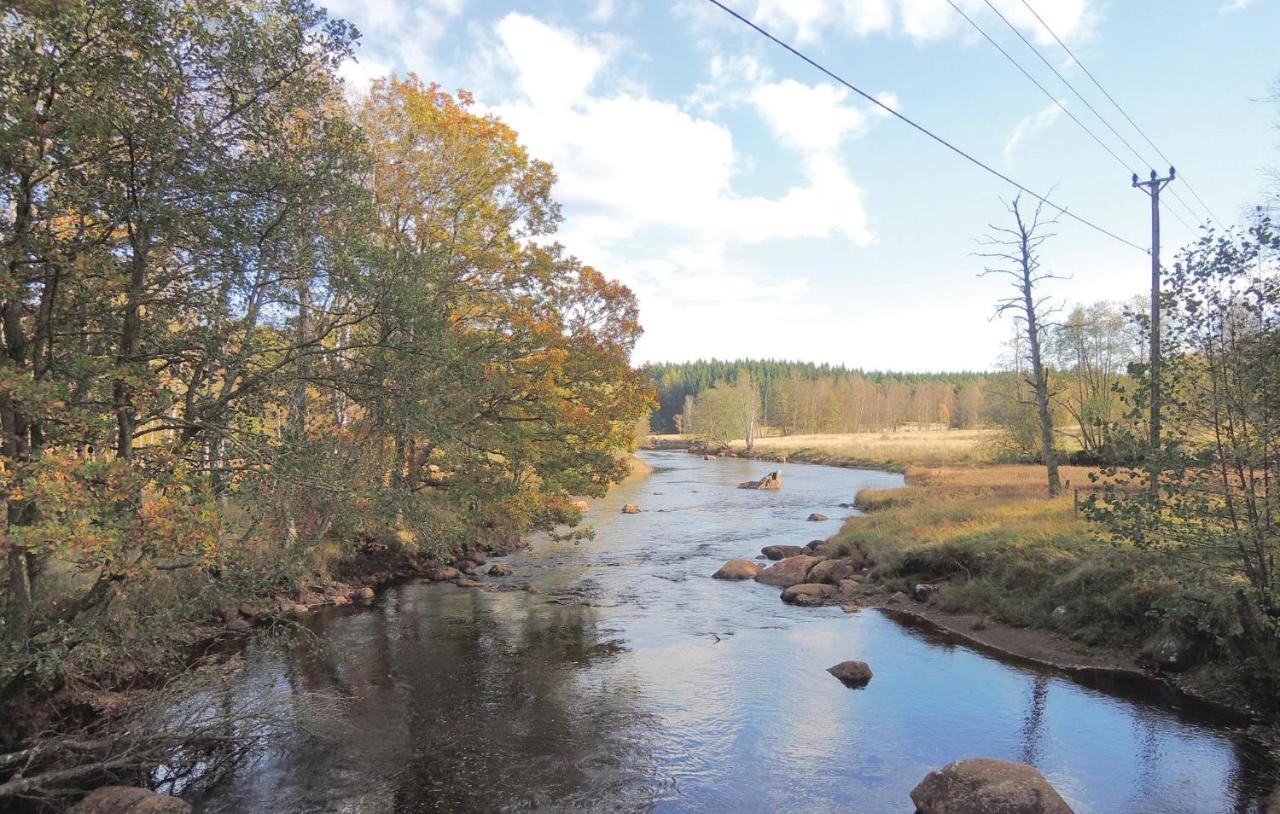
[755,554,818,587]
[781,583,837,606]
[827,660,873,688]
[713,560,762,580]
[761,544,807,561]
[910,758,1075,814]
[71,787,191,813]
[738,471,782,490]
[621,503,643,514]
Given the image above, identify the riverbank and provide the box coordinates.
[823,465,1271,720]
[1,453,654,808]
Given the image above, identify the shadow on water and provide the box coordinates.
[191,451,1278,814]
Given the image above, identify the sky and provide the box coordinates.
[324,0,1279,371]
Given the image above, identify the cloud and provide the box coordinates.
[1003,101,1064,167]
[1220,0,1256,12]
[327,0,469,90]
[742,0,1092,46]
[482,13,883,361]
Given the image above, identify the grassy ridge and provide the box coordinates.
[828,465,1251,707]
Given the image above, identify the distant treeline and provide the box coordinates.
[646,360,993,434]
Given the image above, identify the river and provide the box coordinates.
[190,450,1275,813]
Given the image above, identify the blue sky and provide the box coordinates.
[325,0,1278,370]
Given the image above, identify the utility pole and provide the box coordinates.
[1133,167,1175,492]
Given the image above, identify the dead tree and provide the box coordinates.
[979,195,1064,497]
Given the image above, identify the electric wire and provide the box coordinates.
[702,0,1150,254]
[1015,0,1223,229]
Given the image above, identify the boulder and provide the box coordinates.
[738,471,782,490]
[572,500,590,513]
[804,540,826,551]
[910,758,1075,814]
[886,591,909,605]
[463,550,488,565]
[355,586,376,603]
[754,555,819,587]
[454,577,485,588]
[621,503,643,514]
[913,583,940,603]
[713,559,763,580]
[808,558,860,585]
[827,660,873,688]
[454,559,477,574]
[488,563,514,577]
[428,566,461,582]
[71,787,191,814]
[1051,605,1068,619]
[760,544,807,561]
[841,603,861,614]
[703,454,718,461]
[806,513,829,522]
[781,583,837,606]
[1142,634,1199,672]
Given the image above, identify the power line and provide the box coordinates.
[702,0,1149,255]
[980,0,1208,231]
[946,0,1202,236]
[943,0,1134,176]
[1017,0,1223,229]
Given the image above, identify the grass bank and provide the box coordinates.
[828,465,1264,714]
[645,428,999,470]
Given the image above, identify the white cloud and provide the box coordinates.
[1003,101,1064,167]
[743,0,1092,46]
[1220,0,1256,12]
[327,0,468,90]
[483,13,882,362]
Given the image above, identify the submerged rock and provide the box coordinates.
[429,566,461,582]
[754,555,819,587]
[781,583,837,606]
[488,563,514,577]
[454,577,485,588]
[713,559,762,580]
[827,660,873,688]
[910,758,1075,814]
[71,787,191,813]
[760,544,807,561]
[806,513,829,522]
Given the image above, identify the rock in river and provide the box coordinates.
[713,559,762,580]
[807,558,859,585]
[488,563,514,577]
[621,503,643,514]
[71,786,191,813]
[910,758,1075,814]
[806,513,829,522]
[826,660,873,688]
[754,554,818,587]
[760,544,807,561]
[738,471,782,490]
[781,583,837,606]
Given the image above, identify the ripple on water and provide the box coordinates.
[189,451,1276,814]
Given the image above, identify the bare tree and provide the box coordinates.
[980,196,1064,496]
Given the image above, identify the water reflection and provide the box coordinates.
[193,451,1275,813]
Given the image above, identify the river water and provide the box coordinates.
[192,451,1275,813]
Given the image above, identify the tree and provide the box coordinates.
[979,196,1062,496]
[1048,301,1142,459]
[1088,220,1280,678]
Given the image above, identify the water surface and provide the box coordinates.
[194,450,1275,813]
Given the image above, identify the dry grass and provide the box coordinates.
[731,428,999,470]
[829,464,1239,658]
